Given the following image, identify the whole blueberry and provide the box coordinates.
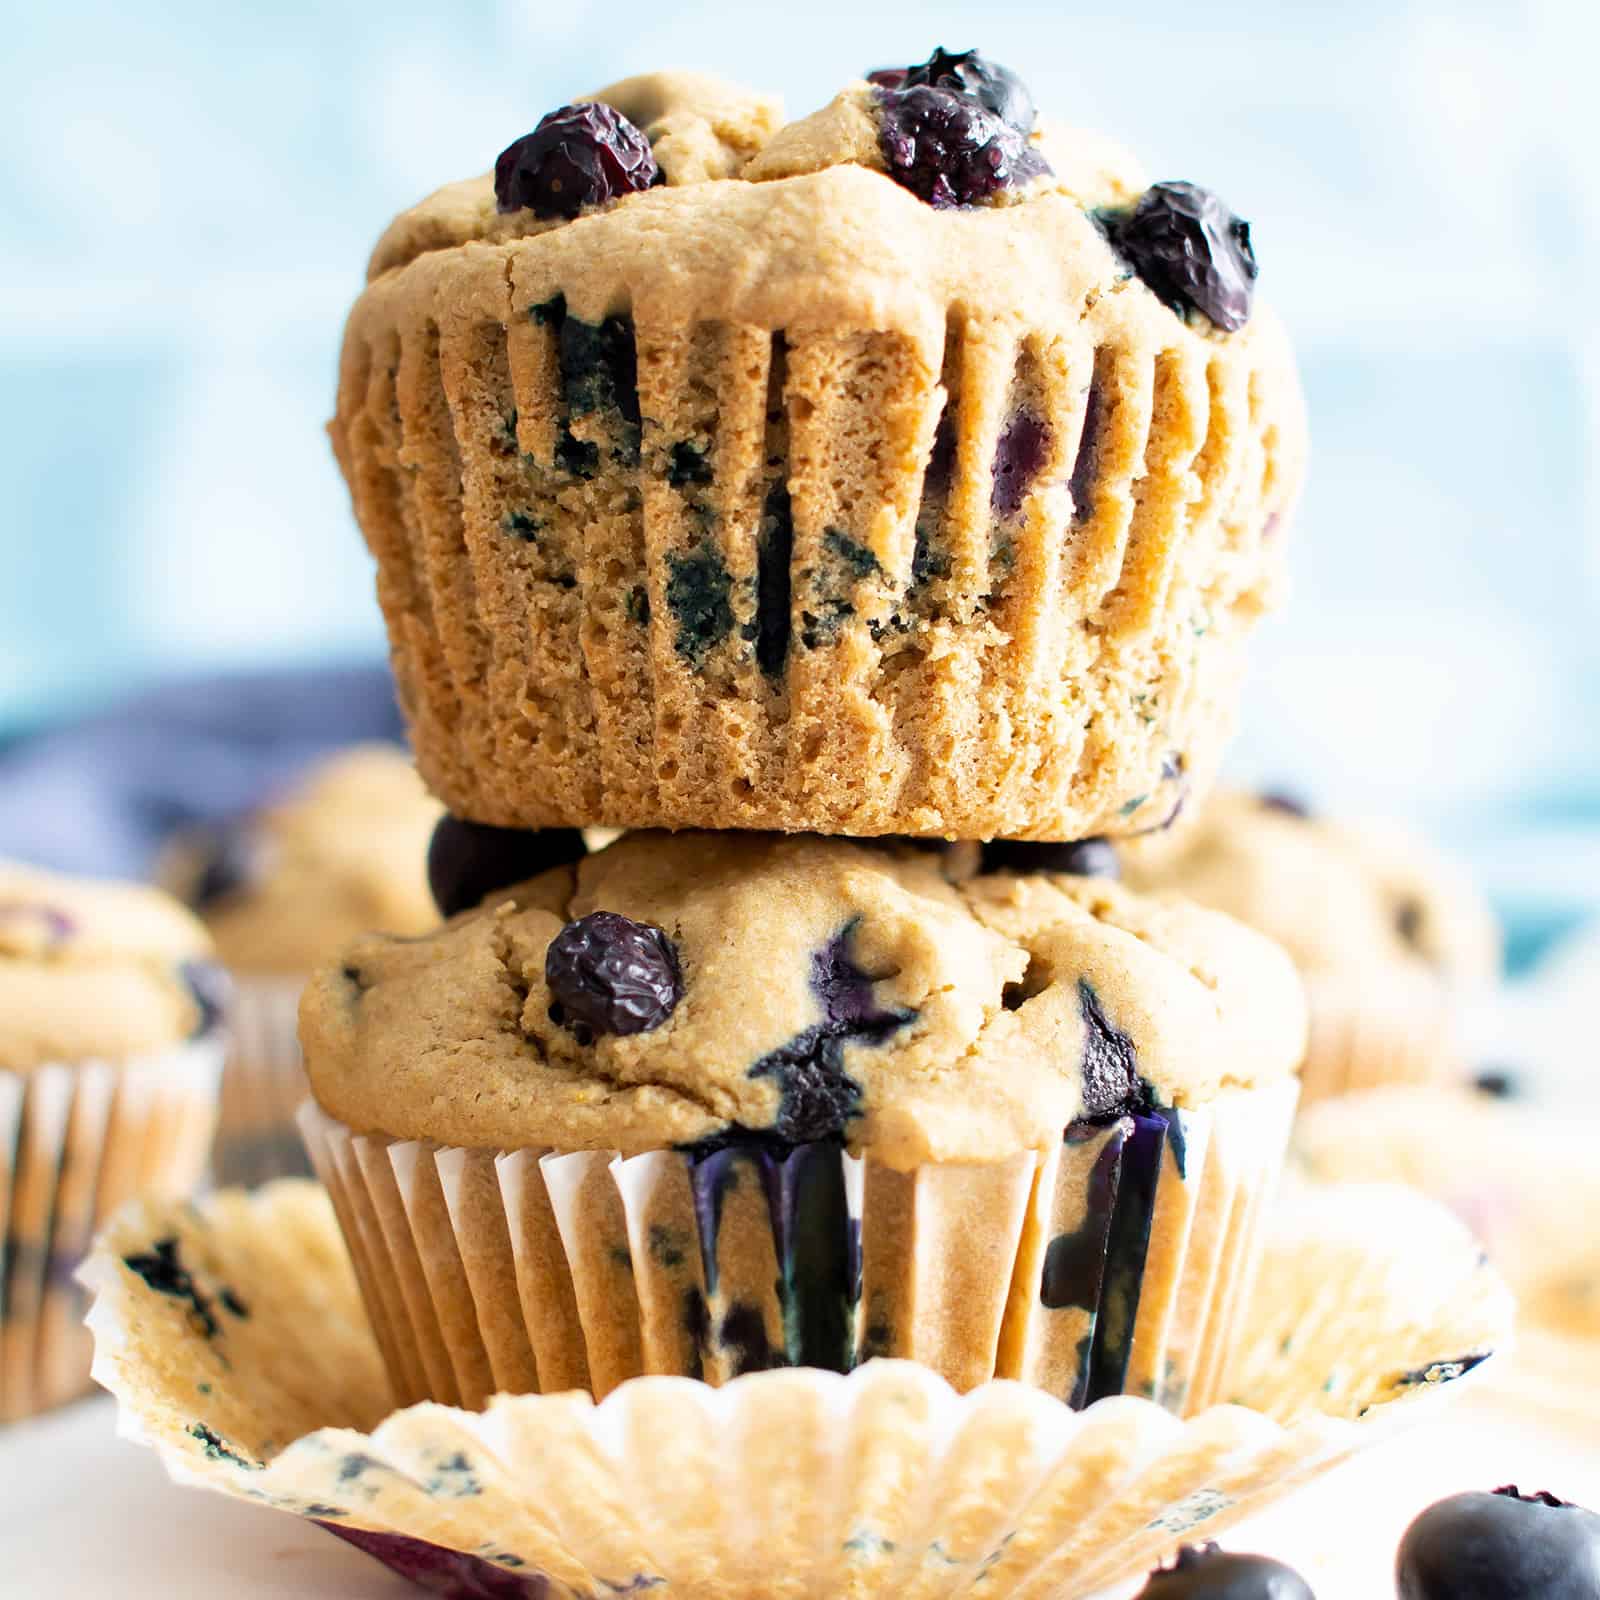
[1136,1543,1315,1599]
[184,819,264,910]
[981,837,1120,878]
[875,47,1036,133]
[495,102,660,219]
[876,83,1050,209]
[1100,181,1258,333]
[1397,1487,1600,1600]
[545,911,682,1040]
[427,816,587,918]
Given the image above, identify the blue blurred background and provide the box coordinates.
[2,0,1597,962]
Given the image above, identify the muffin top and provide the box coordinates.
[161,745,441,976]
[0,861,215,1071]
[1122,790,1501,984]
[301,830,1306,1166]
[362,59,1286,370]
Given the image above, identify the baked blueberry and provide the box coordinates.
[873,47,1036,133]
[1258,790,1311,819]
[545,910,682,1039]
[181,819,263,910]
[876,83,1049,209]
[495,102,660,219]
[1397,1486,1600,1600]
[1099,182,1258,333]
[1136,1542,1315,1598]
[1078,978,1140,1119]
[981,837,1120,878]
[427,816,587,918]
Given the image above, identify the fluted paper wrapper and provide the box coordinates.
[80,1176,1510,1599]
[298,1078,1299,1414]
[0,1030,222,1421]
[213,976,309,1187]
[1298,970,1461,1105]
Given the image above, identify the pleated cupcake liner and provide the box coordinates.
[297,1079,1299,1415]
[213,976,311,1187]
[78,1176,1512,1599]
[0,1027,223,1421]
[1298,969,1465,1106]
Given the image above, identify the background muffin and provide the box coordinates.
[0,860,224,1420]
[299,829,1305,1414]
[333,58,1304,843]
[161,743,440,1184]
[1123,789,1500,1103]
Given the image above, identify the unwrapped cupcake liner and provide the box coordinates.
[297,1078,1299,1415]
[0,1027,223,1421]
[1298,969,1463,1105]
[214,976,310,1187]
[78,1175,1511,1599]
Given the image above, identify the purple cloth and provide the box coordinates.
[0,663,404,878]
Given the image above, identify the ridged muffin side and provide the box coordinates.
[332,77,1305,839]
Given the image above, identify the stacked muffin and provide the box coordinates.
[301,52,1310,1414]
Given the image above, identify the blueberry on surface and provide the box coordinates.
[1136,1542,1315,1599]
[1100,181,1258,333]
[1077,978,1141,1119]
[545,910,682,1039]
[183,819,263,910]
[1397,1487,1600,1600]
[427,816,587,918]
[885,47,1037,132]
[876,84,1050,209]
[495,101,660,219]
[980,837,1120,878]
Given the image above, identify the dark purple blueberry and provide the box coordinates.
[1077,978,1140,1119]
[181,959,233,1038]
[321,1525,551,1598]
[545,910,682,1039]
[991,410,1051,520]
[1100,182,1258,333]
[980,837,1120,878]
[1394,897,1426,950]
[1473,1067,1520,1099]
[876,84,1050,209]
[749,921,915,1144]
[884,47,1036,132]
[427,816,587,918]
[1397,1487,1600,1600]
[1259,790,1311,819]
[494,101,660,220]
[1137,1543,1315,1599]
[183,819,264,911]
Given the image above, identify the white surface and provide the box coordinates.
[1,1380,1596,1598]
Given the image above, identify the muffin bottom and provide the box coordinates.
[298,1077,1298,1415]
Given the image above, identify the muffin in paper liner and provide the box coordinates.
[0,1027,223,1422]
[209,974,311,1188]
[334,73,1305,845]
[78,1175,1509,1599]
[296,1077,1299,1417]
[1297,969,1466,1105]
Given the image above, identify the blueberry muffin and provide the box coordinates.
[1122,790,1500,1103]
[298,829,1305,1413]
[0,861,225,1420]
[160,744,442,1184]
[331,53,1305,842]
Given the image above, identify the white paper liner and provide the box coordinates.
[0,1029,223,1420]
[213,976,308,1187]
[1299,970,1462,1104]
[298,1081,1299,1416]
[78,1176,1512,1600]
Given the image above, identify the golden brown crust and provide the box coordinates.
[300,832,1306,1164]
